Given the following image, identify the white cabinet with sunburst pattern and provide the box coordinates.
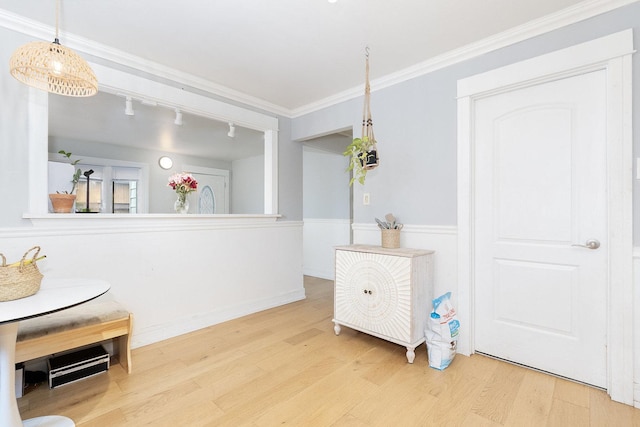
[333,245,434,363]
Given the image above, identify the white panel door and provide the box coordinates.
[192,173,228,214]
[474,70,607,387]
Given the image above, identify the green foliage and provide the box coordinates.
[57,150,82,194]
[343,137,375,186]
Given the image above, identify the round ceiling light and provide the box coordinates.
[158,156,173,170]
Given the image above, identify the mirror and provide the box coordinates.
[48,91,265,214]
[31,62,279,215]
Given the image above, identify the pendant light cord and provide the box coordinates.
[54,0,60,43]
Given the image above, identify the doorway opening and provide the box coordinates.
[301,129,353,280]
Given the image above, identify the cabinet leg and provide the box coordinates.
[406,347,416,364]
[333,323,341,336]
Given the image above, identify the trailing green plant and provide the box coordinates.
[343,136,377,186]
[56,150,82,194]
[345,48,380,186]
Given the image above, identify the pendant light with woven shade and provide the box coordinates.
[9,0,98,97]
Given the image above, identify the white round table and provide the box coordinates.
[0,278,110,427]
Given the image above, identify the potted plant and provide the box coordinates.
[343,136,379,186]
[344,50,380,186]
[49,150,82,213]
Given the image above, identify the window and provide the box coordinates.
[75,165,140,214]
[113,180,137,213]
[48,154,147,214]
[76,178,102,213]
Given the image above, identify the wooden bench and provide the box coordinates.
[15,296,133,374]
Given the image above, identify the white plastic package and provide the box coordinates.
[425,292,460,370]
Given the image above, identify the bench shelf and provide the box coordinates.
[15,298,133,374]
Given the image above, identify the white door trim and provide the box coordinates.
[457,30,634,404]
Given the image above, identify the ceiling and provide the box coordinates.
[1,0,613,159]
[1,0,595,112]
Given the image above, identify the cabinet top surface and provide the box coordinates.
[335,245,434,257]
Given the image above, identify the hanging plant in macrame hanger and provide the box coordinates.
[344,47,379,186]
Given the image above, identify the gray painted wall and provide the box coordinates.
[0,27,32,227]
[292,2,640,241]
[276,117,303,221]
[303,147,350,219]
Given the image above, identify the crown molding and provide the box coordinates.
[0,9,290,118]
[290,0,639,117]
[1,0,637,119]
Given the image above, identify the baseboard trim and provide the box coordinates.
[131,289,306,348]
[302,268,333,281]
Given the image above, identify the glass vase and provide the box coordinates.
[174,193,189,214]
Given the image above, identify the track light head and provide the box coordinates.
[228,122,236,138]
[174,109,183,126]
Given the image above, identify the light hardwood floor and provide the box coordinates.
[18,276,640,426]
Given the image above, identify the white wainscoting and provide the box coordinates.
[352,223,458,309]
[303,218,351,280]
[352,223,640,407]
[0,217,305,349]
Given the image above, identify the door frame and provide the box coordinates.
[457,30,634,404]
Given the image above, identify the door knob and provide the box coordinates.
[572,239,600,250]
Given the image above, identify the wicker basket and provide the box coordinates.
[381,229,400,249]
[0,246,43,302]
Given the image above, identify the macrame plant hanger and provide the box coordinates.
[361,47,379,170]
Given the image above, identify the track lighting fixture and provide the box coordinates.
[125,96,134,116]
[174,109,183,126]
[228,122,236,138]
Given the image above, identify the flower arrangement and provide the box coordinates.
[168,172,198,214]
[167,172,198,195]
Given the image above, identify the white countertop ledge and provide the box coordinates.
[21,213,283,232]
[24,213,280,220]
